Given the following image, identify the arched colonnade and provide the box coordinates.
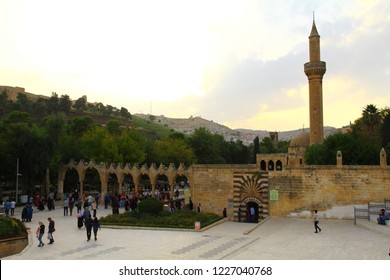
[58,160,192,203]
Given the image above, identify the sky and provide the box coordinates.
[1,0,389,131]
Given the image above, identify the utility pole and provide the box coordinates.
[16,158,19,203]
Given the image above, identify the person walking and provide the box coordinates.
[36,221,45,247]
[84,214,93,241]
[63,198,69,216]
[314,209,322,233]
[92,217,101,241]
[47,217,55,244]
[10,199,16,216]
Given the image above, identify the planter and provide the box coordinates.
[0,234,28,258]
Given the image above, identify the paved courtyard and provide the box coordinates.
[2,203,390,260]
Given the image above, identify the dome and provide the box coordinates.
[289,132,310,148]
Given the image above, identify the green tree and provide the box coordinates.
[117,129,147,164]
[252,136,260,163]
[59,95,72,113]
[74,97,87,112]
[106,120,122,135]
[69,116,94,137]
[80,126,121,163]
[120,107,131,119]
[188,127,225,164]
[152,137,196,166]
[259,137,275,153]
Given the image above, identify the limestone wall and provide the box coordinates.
[190,164,258,219]
[268,166,390,216]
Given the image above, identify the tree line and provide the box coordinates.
[305,104,390,165]
[0,90,283,193]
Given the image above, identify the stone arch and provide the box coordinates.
[83,167,102,195]
[276,160,283,171]
[63,168,79,195]
[122,173,135,194]
[268,160,274,171]
[107,173,119,194]
[260,160,267,171]
[242,197,262,223]
[233,171,269,222]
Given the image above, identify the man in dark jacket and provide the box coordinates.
[47,217,55,244]
[84,214,93,241]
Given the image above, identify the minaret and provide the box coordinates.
[304,18,326,145]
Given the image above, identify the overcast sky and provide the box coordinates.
[1,0,389,131]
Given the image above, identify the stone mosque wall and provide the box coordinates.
[267,165,390,216]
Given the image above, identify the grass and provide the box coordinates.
[99,210,222,229]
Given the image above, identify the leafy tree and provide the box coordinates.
[80,126,121,163]
[14,93,32,113]
[47,92,60,113]
[252,136,260,163]
[117,129,147,164]
[120,107,131,119]
[74,97,87,112]
[68,116,94,137]
[188,127,225,164]
[59,95,72,113]
[106,120,122,135]
[259,137,275,154]
[152,137,196,166]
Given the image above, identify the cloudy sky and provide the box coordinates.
[1,0,389,131]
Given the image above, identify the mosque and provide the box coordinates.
[57,19,389,222]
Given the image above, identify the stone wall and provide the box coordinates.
[0,235,28,258]
[268,165,390,216]
[189,164,390,220]
[190,164,258,220]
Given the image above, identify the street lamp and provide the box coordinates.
[16,158,22,203]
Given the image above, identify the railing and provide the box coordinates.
[354,207,369,225]
[368,202,386,215]
[354,199,390,225]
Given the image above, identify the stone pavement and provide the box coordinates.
[2,203,390,260]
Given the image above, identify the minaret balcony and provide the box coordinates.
[304,61,326,76]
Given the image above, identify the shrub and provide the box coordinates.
[0,216,26,238]
[137,198,163,215]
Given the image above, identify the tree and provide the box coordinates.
[252,136,260,163]
[69,116,94,137]
[74,97,87,112]
[120,107,131,119]
[152,137,196,166]
[188,127,225,164]
[106,120,122,135]
[117,129,146,164]
[80,126,121,163]
[47,92,60,113]
[259,137,275,154]
[59,95,72,113]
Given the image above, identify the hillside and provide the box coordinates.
[135,113,338,145]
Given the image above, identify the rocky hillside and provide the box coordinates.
[134,113,339,145]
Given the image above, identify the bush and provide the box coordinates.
[99,209,222,229]
[0,216,26,238]
[137,198,163,215]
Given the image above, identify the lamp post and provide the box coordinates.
[16,158,22,203]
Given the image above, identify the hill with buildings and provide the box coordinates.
[135,113,339,145]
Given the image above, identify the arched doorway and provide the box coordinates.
[139,174,151,197]
[107,173,119,194]
[63,168,79,195]
[84,168,101,196]
[123,174,135,194]
[246,201,259,223]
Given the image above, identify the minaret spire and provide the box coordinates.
[304,17,326,145]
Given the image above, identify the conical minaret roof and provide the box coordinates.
[310,20,320,37]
